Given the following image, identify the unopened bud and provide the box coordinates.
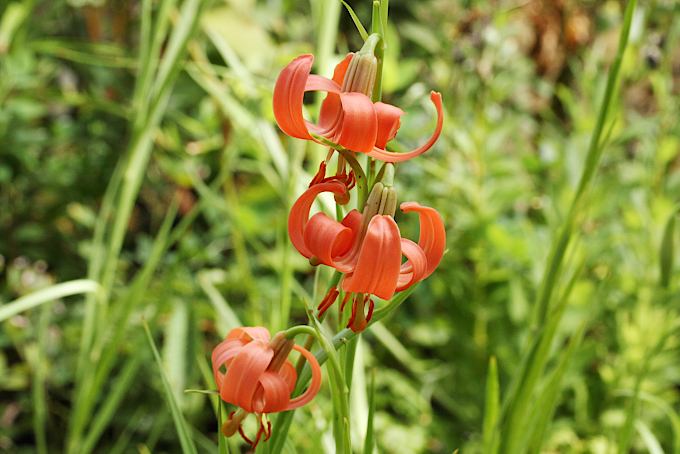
[378,187,398,217]
[341,34,380,96]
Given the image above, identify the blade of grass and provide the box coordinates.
[0,279,100,322]
[527,324,586,454]
[31,303,50,454]
[659,207,678,288]
[617,324,674,453]
[349,339,368,445]
[109,408,145,454]
[309,312,352,454]
[531,0,637,328]
[617,390,680,454]
[363,369,376,454]
[163,299,189,406]
[143,321,198,454]
[80,355,143,454]
[340,0,368,41]
[72,2,205,448]
[69,198,180,453]
[197,270,242,334]
[500,260,583,453]
[0,0,32,52]
[482,357,500,454]
[501,2,636,451]
[636,420,664,454]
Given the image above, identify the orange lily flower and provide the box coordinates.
[212,327,322,449]
[273,53,444,162]
[288,181,446,331]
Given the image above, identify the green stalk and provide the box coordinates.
[71,2,205,449]
[269,286,417,452]
[531,0,637,328]
[501,3,636,451]
[31,304,50,454]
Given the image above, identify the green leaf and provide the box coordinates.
[340,0,369,41]
[482,357,500,454]
[363,369,376,454]
[527,325,585,453]
[0,279,100,322]
[659,208,678,288]
[143,322,198,454]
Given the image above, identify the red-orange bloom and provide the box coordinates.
[288,181,446,322]
[212,327,322,448]
[273,54,444,162]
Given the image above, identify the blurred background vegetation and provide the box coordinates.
[1,0,679,452]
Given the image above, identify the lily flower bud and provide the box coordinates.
[341,34,380,96]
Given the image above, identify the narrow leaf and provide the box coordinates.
[340,0,369,40]
[0,280,100,322]
[143,322,198,454]
[482,357,500,454]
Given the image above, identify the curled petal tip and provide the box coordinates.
[367,90,444,163]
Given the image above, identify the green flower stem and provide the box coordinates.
[283,325,317,340]
[370,1,386,103]
[269,285,417,453]
[530,0,637,328]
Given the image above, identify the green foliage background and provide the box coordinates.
[1,0,679,452]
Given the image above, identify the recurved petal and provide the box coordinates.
[333,92,378,153]
[286,345,322,410]
[253,372,291,413]
[367,91,444,162]
[332,53,354,85]
[279,361,298,393]
[304,212,356,266]
[396,238,428,291]
[273,54,316,140]
[342,215,402,300]
[221,341,273,413]
[374,102,404,149]
[288,181,348,258]
[400,202,446,277]
[226,326,271,343]
[211,339,243,386]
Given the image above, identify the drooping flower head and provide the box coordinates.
[288,180,446,332]
[273,35,444,162]
[212,327,322,449]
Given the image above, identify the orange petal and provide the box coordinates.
[279,361,298,393]
[332,53,353,84]
[288,182,348,258]
[273,54,316,140]
[396,238,428,291]
[226,326,271,343]
[221,341,273,413]
[254,371,291,413]
[367,91,444,162]
[400,202,446,277]
[286,344,322,410]
[333,92,378,153]
[211,339,244,387]
[304,213,355,264]
[374,102,404,149]
[318,54,354,128]
[342,215,402,300]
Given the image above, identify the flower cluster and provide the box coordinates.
[211,32,446,449]
[276,38,446,333]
